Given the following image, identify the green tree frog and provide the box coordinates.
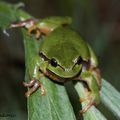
[11,17,101,113]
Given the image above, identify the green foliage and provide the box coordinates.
[0,2,17,28]
[0,1,120,120]
[101,80,120,118]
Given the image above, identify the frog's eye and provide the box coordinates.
[49,58,65,71]
[39,52,65,70]
[49,58,58,67]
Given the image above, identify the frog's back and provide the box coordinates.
[40,27,90,68]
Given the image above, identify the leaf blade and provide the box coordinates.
[101,79,120,119]
[0,2,18,28]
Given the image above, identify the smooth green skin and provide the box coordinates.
[33,17,100,110]
[37,27,98,78]
[37,16,72,31]
[39,27,91,78]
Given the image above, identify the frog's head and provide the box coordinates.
[38,27,89,80]
[39,51,84,79]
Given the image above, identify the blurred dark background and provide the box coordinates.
[0,0,120,120]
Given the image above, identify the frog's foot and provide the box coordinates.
[27,25,41,39]
[10,19,42,39]
[80,93,99,113]
[79,92,91,103]
[80,97,94,113]
[23,79,46,97]
[31,27,52,39]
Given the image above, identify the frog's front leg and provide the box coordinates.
[23,77,46,97]
[10,18,36,29]
[78,69,101,113]
[10,19,42,39]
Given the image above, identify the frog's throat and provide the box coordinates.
[40,67,82,82]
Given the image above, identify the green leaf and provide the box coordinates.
[0,1,31,29]
[0,1,17,28]
[28,77,76,120]
[101,79,120,119]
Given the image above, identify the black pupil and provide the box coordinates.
[77,56,83,65]
[50,58,58,67]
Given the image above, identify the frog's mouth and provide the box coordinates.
[42,68,82,83]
